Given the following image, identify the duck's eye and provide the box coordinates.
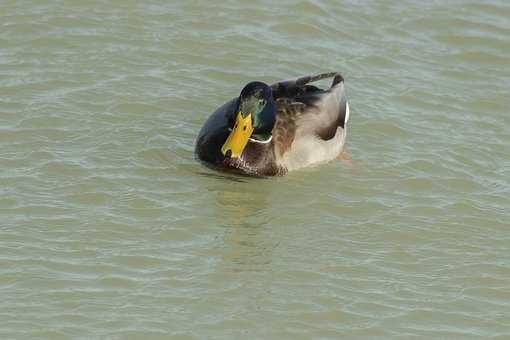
[243,125,247,131]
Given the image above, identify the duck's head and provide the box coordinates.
[221,81,276,158]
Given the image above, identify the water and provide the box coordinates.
[1,0,509,338]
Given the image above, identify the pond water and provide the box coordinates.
[1,0,509,338]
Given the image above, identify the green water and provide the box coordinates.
[1,1,510,339]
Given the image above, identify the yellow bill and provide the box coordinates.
[221,112,254,158]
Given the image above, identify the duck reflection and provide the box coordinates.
[213,180,276,272]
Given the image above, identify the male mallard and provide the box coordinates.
[195,72,350,176]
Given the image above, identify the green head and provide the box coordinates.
[221,82,276,158]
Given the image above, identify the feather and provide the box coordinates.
[196,72,349,176]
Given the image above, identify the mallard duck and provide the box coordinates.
[195,72,350,176]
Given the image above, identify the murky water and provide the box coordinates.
[1,0,509,338]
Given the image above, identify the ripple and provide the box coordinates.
[1,0,510,338]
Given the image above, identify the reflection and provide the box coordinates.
[213,182,276,272]
[195,165,273,182]
[195,170,249,183]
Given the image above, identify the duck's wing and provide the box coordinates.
[270,72,343,100]
[271,72,349,156]
[272,98,305,156]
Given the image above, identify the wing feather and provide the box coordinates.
[271,72,348,153]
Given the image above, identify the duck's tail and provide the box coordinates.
[270,72,345,98]
[295,72,344,88]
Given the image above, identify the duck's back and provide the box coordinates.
[270,73,350,170]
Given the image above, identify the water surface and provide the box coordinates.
[1,0,510,338]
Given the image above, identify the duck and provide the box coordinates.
[195,72,350,176]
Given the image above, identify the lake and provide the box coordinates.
[1,0,509,338]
